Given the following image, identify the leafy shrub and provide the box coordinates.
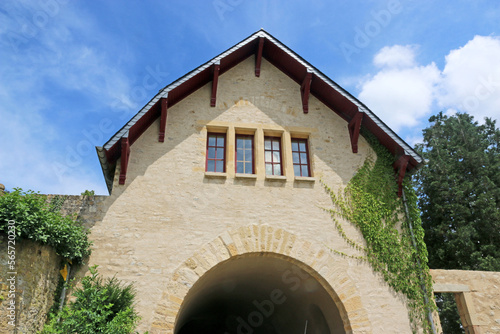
[42,266,141,334]
[0,188,91,262]
[81,189,95,197]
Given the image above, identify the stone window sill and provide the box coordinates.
[235,173,257,179]
[294,176,316,183]
[204,172,227,179]
[265,175,287,181]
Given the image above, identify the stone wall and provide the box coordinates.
[44,194,108,229]
[0,237,60,334]
[0,194,107,333]
[431,269,500,334]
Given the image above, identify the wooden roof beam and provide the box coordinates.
[119,135,130,185]
[348,110,364,153]
[301,71,313,113]
[255,37,264,77]
[393,155,410,197]
[159,97,168,142]
[210,61,220,107]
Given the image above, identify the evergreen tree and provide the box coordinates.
[415,112,500,271]
[415,112,500,333]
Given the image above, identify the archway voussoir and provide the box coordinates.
[279,231,297,255]
[265,225,273,251]
[167,294,184,306]
[270,227,283,252]
[208,237,230,262]
[259,225,268,251]
[228,229,247,254]
[238,225,256,252]
[199,246,219,268]
[175,267,199,287]
[251,224,261,250]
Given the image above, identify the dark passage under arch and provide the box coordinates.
[175,254,346,334]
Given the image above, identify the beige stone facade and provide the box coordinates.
[431,269,500,334]
[86,57,418,333]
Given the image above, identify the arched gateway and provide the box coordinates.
[175,254,342,333]
[149,225,369,334]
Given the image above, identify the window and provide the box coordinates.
[236,135,254,174]
[291,138,310,177]
[206,133,226,172]
[264,136,282,175]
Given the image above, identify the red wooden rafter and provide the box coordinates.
[159,97,168,142]
[210,62,220,107]
[119,135,130,185]
[301,71,312,113]
[393,155,410,197]
[348,111,364,153]
[255,37,264,77]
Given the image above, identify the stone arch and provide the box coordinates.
[149,224,371,333]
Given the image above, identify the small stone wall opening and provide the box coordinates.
[174,254,345,334]
[434,292,464,334]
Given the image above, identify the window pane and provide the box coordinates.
[294,165,301,176]
[301,165,309,177]
[300,153,307,163]
[236,149,243,161]
[292,152,300,163]
[272,139,280,150]
[217,136,225,147]
[273,164,281,175]
[236,162,244,173]
[299,141,306,151]
[244,138,252,149]
[245,149,252,161]
[208,135,216,146]
[245,162,252,174]
[236,138,244,149]
[215,161,224,173]
[264,139,271,150]
[208,147,216,159]
[216,148,224,159]
[265,151,272,163]
[291,141,299,152]
[265,163,272,175]
[207,159,215,172]
[273,151,281,163]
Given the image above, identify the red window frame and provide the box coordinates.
[235,134,254,174]
[264,136,283,176]
[206,132,226,172]
[291,138,311,177]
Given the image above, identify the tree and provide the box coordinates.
[415,112,500,271]
[415,112,500,333]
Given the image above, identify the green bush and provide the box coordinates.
[42,266,141,334]
[0,188,91,262]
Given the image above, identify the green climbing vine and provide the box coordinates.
[323,132,435,333]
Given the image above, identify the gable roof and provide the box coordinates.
[96,29,424,194]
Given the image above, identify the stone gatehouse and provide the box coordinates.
[89,29,425,333]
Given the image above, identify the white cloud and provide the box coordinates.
[358,45,440,132]
[358,36,500,135]
[373,45,418,69]
[437,35,500,123]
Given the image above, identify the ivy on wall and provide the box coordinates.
[0,189,91,262]
[323,133,435,333]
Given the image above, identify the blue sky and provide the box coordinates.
[1,0,499,195]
